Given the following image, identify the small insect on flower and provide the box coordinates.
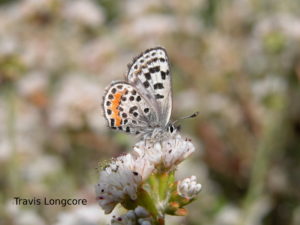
[102,47,197,140]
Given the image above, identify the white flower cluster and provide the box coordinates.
[177,176,202,199]
[134,134,195,171]
[49,75,104,131]
[96,155,147,214]
[96,133,196,214]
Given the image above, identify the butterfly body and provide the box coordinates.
[102,47,177,140]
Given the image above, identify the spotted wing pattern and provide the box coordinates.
[102,81,156,135]
[127,47,172,127]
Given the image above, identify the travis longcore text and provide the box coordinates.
[13,197,88,207]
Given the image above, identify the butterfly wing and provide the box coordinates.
[127,47,172,128]
[102,81,156,135]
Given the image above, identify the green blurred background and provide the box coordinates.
[1,0,300,224]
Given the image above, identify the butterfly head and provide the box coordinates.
[168,111,199,134]
[167,123,179,134]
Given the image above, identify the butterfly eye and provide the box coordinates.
[168,125,176,133]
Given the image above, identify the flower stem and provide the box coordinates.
[239,106,286,225]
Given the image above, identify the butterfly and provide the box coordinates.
[102,47,184,139]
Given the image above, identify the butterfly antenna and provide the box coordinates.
[173,111,199,125]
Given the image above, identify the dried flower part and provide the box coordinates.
[177,176,202,199]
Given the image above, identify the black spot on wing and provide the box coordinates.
[129,106,138,114]
[110,119,115,127]
[154,83,164,89]
[161,71,166,80]
[149,66,160,73]
[155,94,164,99]
[143,81,150,88]
[145,73,151,80]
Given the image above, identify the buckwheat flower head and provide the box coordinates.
[17,71,48,100]
[63,0,104,27]
[55,204,109,225]
[20,0,59,18]
[129,15,177,38]
[177,176,202,199]
[111,207,152,225]
[111,211,136,225]
[50,75,103,130]
[120,153,155,181]
[96,154,154,214]
[133,133,195,171]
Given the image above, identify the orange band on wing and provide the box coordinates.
[109,90,125,127]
